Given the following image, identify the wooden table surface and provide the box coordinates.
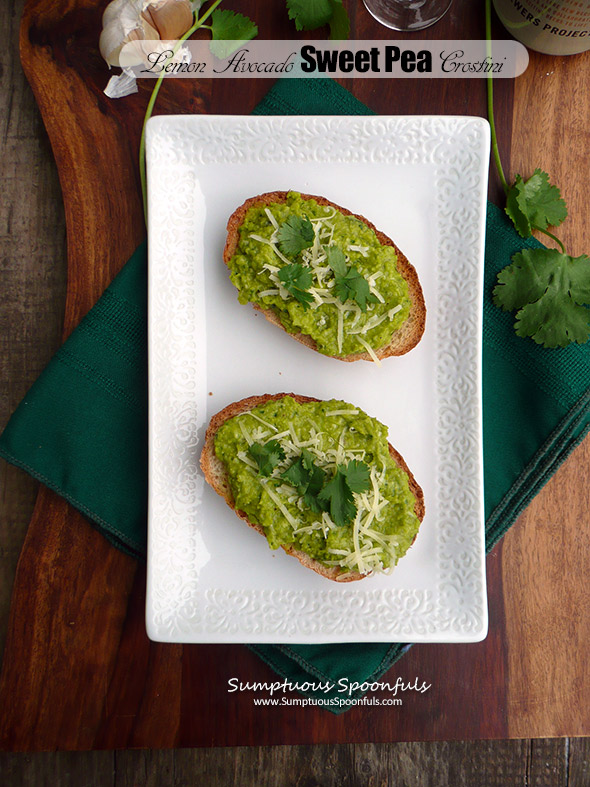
[1,0,590,762]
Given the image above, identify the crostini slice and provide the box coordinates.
[200,393,425,582]
[223,191,426,363]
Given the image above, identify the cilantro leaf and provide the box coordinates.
[328,0,350,40]
[282,449,327,513]
[338,268,377,312]
[276,215,315,257]
[286,0,333,30]
[326,246,378,312]
[341,459,371,494]
[209,8,258,59]
[318,469,356,527]
[301,448,315,470]
[286,0,350,37]
[516,292,590,348]
[249,440,285,477]
[505,169,568,238]
[209,9,258,59]
[282,453,309,489]
[281,453,373,525]
[278,262,314,309]
[317,460,372,527]
[303,467,328,512]
[493,248,590,348]
[326,245,347,277]
[300,449,327,511]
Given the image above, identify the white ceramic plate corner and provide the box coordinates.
[146,114,490,644]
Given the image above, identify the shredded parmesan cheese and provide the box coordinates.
[236,450,258,470]
[243,411,279,432]
[237,420,252,445]
[261,481,298,528]
[356,336,382,365]
[264,207,279,230]
[347,244,369,256]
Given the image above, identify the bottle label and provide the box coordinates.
[493,0,590,54]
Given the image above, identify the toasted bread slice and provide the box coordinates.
[223,192,426,362]
[200,393,425,582]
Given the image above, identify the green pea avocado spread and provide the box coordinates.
[227,192,412,358]
[214,397,421,577]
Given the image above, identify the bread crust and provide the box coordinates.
[223,192,426,362]
[200,393,425,582]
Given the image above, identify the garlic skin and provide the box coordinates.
[99,0,193,68]
[143,0,193,39]
[104,67,139,99]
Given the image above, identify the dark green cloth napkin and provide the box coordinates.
[1,78,589,714]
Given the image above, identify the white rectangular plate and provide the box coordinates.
[146,115,490,644]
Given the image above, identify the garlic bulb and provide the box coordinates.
[99,0,194,68]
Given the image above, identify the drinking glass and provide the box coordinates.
[362,0,453,31]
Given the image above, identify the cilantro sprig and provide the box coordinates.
[287,0,350,40]
[327,246,378,312]
[493,249,590,348]
[505,169,568,239]
[276,215,315,256]
[317,460,372,527]
[248,440,285,477]
[281,450,372,528]
[485,0,590,348]
[209,9,259,59]
[281,448,327,512]
[250,440,372,529]
[278,263,314,309]
[273,228,378,313]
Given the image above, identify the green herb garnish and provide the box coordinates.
[281,448,327,512]
[340,459,372,493]
[277,215,315,257]
[485,0,590,348]
[278,262,314,309]
[327,246,378,312]
[287,0,349,39]
[287,0,332,30]
[281,451,372,526]
[249,440,285,477]
[493,249,590,348]
[209,9,259,59]
[317,460,372,527]
[326,0,350,40]
[505,169,568,240]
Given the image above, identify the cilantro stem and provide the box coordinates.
[534,226,566,253]
[485,0,509,196]
[138,0,225,223]
[485,0,568,254]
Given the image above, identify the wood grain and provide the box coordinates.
[0,0,587,753]
[503,50,590,739]
[0,0,68,662]
[2,738,588,785]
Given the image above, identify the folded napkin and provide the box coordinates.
[1,78,589,713]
